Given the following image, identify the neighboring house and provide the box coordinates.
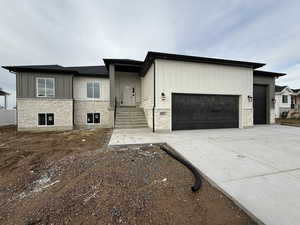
[275,85,300,118]
[292,88,300,112]
[2,51,286,132]
[0,88,9,109]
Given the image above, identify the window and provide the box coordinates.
[282,95,288,103]
[38,113,54,126]
[87,82,100,98]
[37,78,55,97]
[87,113,100,124]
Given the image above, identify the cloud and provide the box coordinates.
[0,0,300,108]
[276,63,300,88]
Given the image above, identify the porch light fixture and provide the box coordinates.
[248,95,253,102]
[272,98,276,104]
[161,92,166,101]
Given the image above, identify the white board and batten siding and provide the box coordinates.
[141,64,154,128]
[154,59,254,128]
[73,77,110,101]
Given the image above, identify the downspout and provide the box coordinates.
[72,75,75,128]
[152,61,156,132]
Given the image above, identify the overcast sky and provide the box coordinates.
[1,0,300,108]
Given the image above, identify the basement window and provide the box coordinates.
[38,113,54,126]
[282,95,288,103]
[36,78,55,97]
[87,113,100,124]
[87,82,100,99]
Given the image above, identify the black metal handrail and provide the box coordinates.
[114,97,117,127]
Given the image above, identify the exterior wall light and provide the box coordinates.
[161,92,166,101]
[272,98,276,104]
[248,95,253,102]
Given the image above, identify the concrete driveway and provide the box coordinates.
[109,125,300,225]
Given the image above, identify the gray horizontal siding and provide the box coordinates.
[16,72,73,99]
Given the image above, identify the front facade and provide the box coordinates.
[3,51,286,132]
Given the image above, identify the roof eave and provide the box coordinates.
[74,73,109,78]
[254,70,286,77]
[146,51,265,69]
[2,66,76,75]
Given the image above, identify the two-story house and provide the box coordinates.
[3,51,286,132]
[275,85,300,118]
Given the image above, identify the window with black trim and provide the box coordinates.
[282,95,288,103]
[38,113,54,126]
[87,113,100,124]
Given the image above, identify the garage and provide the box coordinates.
[172,93,239,130]
[253,85,267,124]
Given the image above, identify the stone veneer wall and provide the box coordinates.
[243,108,254,128]
[74,100,113,128]
[17,98,73,131]
[154,108,171,132]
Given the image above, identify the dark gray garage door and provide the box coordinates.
[172,93,239,130]
[253,85,267,124]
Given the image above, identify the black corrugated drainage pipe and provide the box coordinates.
[160,144,202,192]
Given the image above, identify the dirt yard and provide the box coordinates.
[0,126,257,225]
[276,118,300,127]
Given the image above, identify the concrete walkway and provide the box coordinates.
[109,125,300,225]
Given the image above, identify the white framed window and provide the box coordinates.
[38,113,54,126]
[87,82,100,99]
[282,95,288,103]
[87,113,100,124]
[36,77,55,97]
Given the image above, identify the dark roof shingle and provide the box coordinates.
[2,65,108,78]
[275,85,287,92]
[254,70,286,77]
[64,66,108,77]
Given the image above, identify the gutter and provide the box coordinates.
[72,75,75,127]
[152,61,156,132]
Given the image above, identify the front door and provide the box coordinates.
[121,86,136,106]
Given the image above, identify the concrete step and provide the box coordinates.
[115,124,148,129]
[116,114,145,118]
[117,108,144,112]
[116,112,144,115]
[116,121,148,126]
[117,114,145,118]
[116,118,147,122]
[115,107,148,129]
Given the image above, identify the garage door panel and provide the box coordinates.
[172,93,239,130]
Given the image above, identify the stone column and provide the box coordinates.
[109,64,115,108]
